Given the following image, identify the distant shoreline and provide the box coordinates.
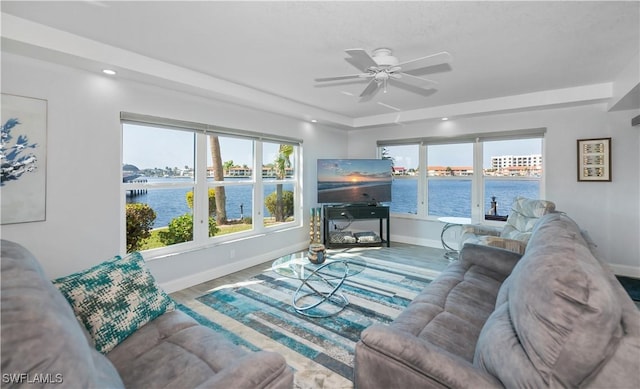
[318,183,390,203]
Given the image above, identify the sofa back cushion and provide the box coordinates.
[474,213,623,387]
[0,240,124,387]
[500,197,555,242]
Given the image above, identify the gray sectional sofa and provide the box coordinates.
[355,213,640,388]
[1,240,293,388]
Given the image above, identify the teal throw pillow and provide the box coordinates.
[53,252,175,353]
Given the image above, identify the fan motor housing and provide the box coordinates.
[372,48,399,67]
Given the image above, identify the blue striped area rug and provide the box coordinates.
[179,251,441,388]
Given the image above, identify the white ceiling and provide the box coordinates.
[1,1,639,128]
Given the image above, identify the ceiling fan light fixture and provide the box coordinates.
[372,48,399,67]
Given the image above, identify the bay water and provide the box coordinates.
[127,177,538,228]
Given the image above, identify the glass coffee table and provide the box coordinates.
[271,252,366,318]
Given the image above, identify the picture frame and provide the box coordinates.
[577,137,611,182]
[1,93,48,224]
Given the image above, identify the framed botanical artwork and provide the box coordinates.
[1,94,48,224]
[577,137,611,182]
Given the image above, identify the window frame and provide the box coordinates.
[378,128,546,223]
[120,112,303,258]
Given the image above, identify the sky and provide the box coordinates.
[124,123,541,170]
[386,138,542,170]
[123,123,278,169]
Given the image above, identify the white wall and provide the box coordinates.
[2,51,638,287]
[0,53,348,291]
[348,105,640,276]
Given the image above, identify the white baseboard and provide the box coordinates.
[160,242,309,293]
[607,263,640,278]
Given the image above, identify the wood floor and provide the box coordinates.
[170,242,450,304]
[171,240,640,317]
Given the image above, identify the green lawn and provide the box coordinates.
[138,222,254,251]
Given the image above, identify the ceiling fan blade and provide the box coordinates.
[315,74,370,82]
[360,78,380,98]
[345,48,378,71]
[397,51,452,73]
[397,72,438,88]
[389,78,438,97]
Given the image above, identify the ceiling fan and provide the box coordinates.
[315,48,452,99]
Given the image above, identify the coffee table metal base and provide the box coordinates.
[292,260,349,318]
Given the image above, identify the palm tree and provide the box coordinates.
[209,136,227,224]
[381,147,394,167]
[223,160,234,176]
[446,166,453,176]
[274,144,293,222]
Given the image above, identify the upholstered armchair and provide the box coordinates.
[459,196,556,255]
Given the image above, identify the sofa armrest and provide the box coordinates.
[459,243,522,277]
[481,236,528,255]
[461,224,501,237]
[356,324,502,389]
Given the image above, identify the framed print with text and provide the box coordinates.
[577,137,611,182]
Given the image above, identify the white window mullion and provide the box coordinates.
[540,137,547,198]
[194,132,209,242]
[253,140,264,231]
[418,143,427,217]
[471,140,484,223]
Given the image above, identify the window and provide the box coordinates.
[262,141,297,228]
[381,145,419,214]
[483,139,542,219]
[379,129,545,222]
[123,124,196,249]
[207,135,255,235]
[427,143,473,218]
[122,113,302,255]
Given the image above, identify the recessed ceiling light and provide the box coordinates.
[441,117,449,121]
[311,119,318,123]
[102,69,116,75]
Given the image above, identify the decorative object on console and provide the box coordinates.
[354,231,382,243]
[329,230,357,244]
[309,207,325,263]
[309,207,322,243]
[577,137,611,182]
[308,243,326,264]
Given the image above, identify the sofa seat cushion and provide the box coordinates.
[53,252,176,353]
[391,254,511,362]
[474,213,623,387]
[107,310,291,388]
[1,240,124,388]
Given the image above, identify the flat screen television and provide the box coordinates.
[317,159,392,204]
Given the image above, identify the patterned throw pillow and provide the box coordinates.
[52,252,175,354]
